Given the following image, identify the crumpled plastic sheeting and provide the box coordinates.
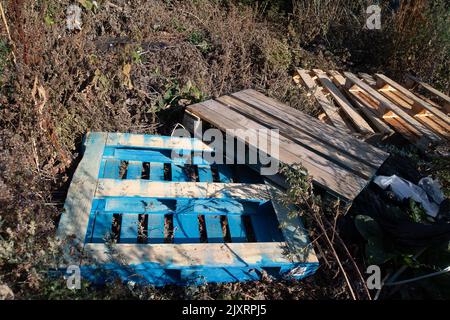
[418,177,446,205]
[373,175,443,218]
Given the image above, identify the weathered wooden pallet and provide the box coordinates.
[295,69,449,146]
[185,89,389,202]
[405,74,450,115]
[57,132,318,286]
[294,69,377,137]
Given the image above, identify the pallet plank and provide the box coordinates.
[91,213,113,243]
[227,215,247,242]
[171,164,189,182]
[313,68,375,133]
[216,94,377,178]
[83,242,319,267]
[150,162,165,181]
[406,74,450,110]
[188,99,369,200]
[119,214,139,243]
[232,89,388,165]
[296,69,351,132]
[96,180,271,200]
[344,72,442,143]
[173,213,200,244]
[375,73,449,126]
[126,161,143,179]
[198,165,214,182]
[107,132,213,151]
[102,159,120,178]
[147,214,165,243]
[204,215,224,243]
[57,132,107,244]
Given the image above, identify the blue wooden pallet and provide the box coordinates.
[57,132,318,286]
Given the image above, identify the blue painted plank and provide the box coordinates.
[173,214,200,243]
[217,164,233,182]
[147,214,165,243]
[104,198,251,215]
[197,165,213,182]
[173,212,200,243]
[102,159,120,178]
[150,163,165,181]
[119,214,139,243]
[194,199,244,215]
[107,133,211,152]
[91,213,113,243]
[105,198,171,214]
[227,215,247,242]
[84,199,104,242]
[250,207,283,242]
[181,267,260,284]
[80,263,319,286]
[204,215,223,243]
[126,161,142,179]
[171,164,189,182]
[105,147,210,165]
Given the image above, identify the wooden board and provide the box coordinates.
[295,69,351,133]
[344,72,443,144]
[374,73,449,127]
[313,69,375,134]
[406,74,450,113]
[187,90,389,201]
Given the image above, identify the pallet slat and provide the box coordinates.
[375,73,449,126]
[344,72,442,143]
[120,214,139,243]
[204,215,224,243]
[233,89,388,165]
[295,69,351,132]
[406,74,450,113]
[227,215,247,242]
[313,68,375,134]
[147,214,165,243]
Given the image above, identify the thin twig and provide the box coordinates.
[0,1,17,65]
[315,210,357,300]
[303,195,357,300]
[323,216,372,300]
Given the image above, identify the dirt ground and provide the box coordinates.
[0,0,449,299]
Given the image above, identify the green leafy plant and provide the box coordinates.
[354,215,394,265]
[187,31,212,54]
[407,199,429,223]
[157,80,205,110]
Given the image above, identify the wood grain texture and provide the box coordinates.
[82,241,319,267]
[95,179,271,200]
[296,69,351,132]
[375,73,449,126]
[188,99,369,200]
[313,69,375,133]
[344,72,442,143]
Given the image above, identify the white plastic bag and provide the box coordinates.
[418,177,445,205]
[373,175,440,218]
